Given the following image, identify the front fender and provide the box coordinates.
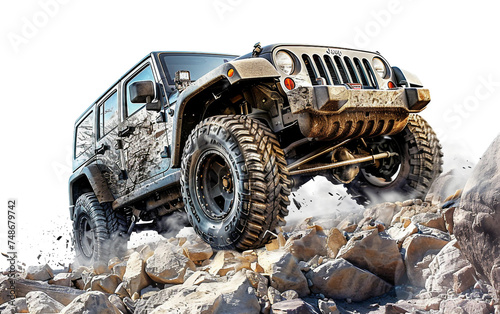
[68,164,114,208]
[171,58,281,167]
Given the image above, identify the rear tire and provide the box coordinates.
[73,192,128,265]
[346,114,443,205]
[181,115,291,250]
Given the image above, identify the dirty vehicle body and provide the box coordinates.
[69,44,442,264]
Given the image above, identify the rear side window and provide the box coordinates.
[126,65,155,116]
[98,91,119,138]
[75,111,95,158]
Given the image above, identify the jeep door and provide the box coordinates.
[120,59,171,192]
[95,86,128,197]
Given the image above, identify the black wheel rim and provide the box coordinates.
[77,215,94,259]
[362,135,403,187]
[195,149,236,221]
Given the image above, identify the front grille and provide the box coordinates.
[302,53,378,88]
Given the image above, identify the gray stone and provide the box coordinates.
[271,299,319,314]
[60,291,121,314]
[25,291,64,314]
[311,258,391,301]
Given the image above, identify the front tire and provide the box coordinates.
[346,114,443,205]
[73,192,128,265]
[181,115,291,250]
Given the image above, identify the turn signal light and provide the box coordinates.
[227,69,234,77]
[284,77,295,90]
[388,81,396,89]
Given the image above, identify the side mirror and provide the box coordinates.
[130,80,161,111]
[130,80,155,103]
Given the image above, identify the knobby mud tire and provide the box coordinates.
[346,114,443,205]
[181,115,291,250]
[73,192,128,265]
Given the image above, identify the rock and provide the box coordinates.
[148,271,260,314]
[14,278,85,306]
[387,221,418,248]
[48,273,73,287]
[443,205,456,234]
[363,202,400,226]
[112,261,127,279]
[426,169,471,205]
[402,234,448,287]
[184,270,222,286]
[425,240,470,293]
[440,299,493,314]
[454,265,477,294]
[391,203,439,226]
[259,250,310,297]
[281,290,299,301]
[208,250,250,276]
[411,212,447,232]
[271,299,319,314]
[326,228,347,258]
[90,274,122,294]
[0,276,13,305]
[108,257,122,270]
[417,224,451,242]
[134,285,196,314]
[318,299,340,314]
[245,270,268,297]
[286,226,328,261]
[311,258,392,301]
[25,291,64,314]
[60,291,121,314]
[181,237,213,263]
[122,252,152,297]
[108,294,128,314]
[393,297,442,312]
[338,229,404,285]
[145,241,195,284]
[24,264,53,281]
[114,282,130,299]
[454,135,500,301]
[0,297,28,313]
[268,286,283,304]
[138,244,155,260]
[140,286,161,299]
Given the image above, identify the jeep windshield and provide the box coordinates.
[159,53,237,85]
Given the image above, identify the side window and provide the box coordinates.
[125,64,155,116]
[98,91,119,138]
[75,111,95,158]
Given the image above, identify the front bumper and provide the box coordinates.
[285,86,430,140]
[286,85,430,114]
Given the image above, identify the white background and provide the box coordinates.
[1,0,499,270]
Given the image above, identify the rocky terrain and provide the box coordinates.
[2,135,500,313]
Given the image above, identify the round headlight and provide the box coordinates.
[275,51,295,75]
[372,57,388,78]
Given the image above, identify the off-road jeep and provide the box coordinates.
[69,43,442,264]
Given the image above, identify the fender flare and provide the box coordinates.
[69,164,114,218]
[392,67,424,87]
[170,58,281,167]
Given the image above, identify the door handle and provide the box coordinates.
[95,144,108,155]
[118,126,135,137]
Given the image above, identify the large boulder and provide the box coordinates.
[401,234,448,287]
[181,237,214,263]
[89,274,122,294]
[60,291,121,314]
[25,291,64,314]
[122,252,152,297]
[426,168,472,205]
[271,299,319,314]
[310,258,391,301]
[454,135,500,301]
[326,228,347,258]
[24,264,53,281]
[337,229,404,285]
[258,251,310,297]
[145,241,195,284]
[149,271,260,314]
[425,240,470,293]
[285,226,328,261]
